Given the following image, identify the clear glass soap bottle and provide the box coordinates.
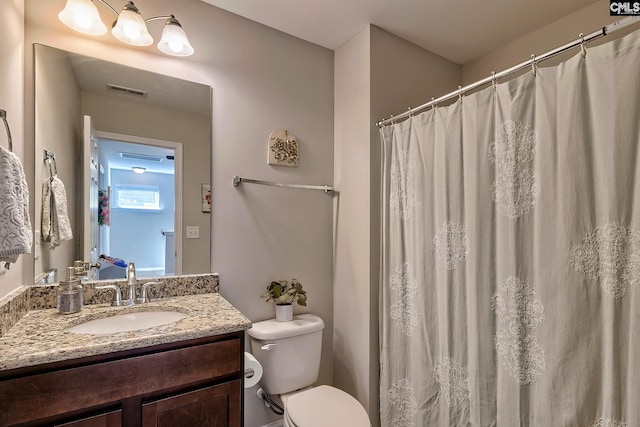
[57,266,83,314]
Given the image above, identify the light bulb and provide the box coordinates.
[123,26,141,41]
[157,16,194,57]
[111,2,153,46]
[168,41,183,53]
[58,0,107,36]
[73,13,94,30]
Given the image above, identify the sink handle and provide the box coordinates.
[137,281,162,304]
[96,284,122,306]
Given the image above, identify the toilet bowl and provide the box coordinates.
[247,314,371,427]
[282,385,370,427]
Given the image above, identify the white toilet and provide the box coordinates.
[248,314,371,427]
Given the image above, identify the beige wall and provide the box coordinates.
[81,91,211,275]
[24,1,334,427]
[333,25,461,426]
[371,26,462,121]
[462,0,623,84]
[0,0,26,297]
[333,23,373,420]
[33,45,82,280]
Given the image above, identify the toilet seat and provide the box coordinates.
[285,385,371,427]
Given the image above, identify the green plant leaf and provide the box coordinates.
[297,293,307,306]
[262,278,307,305]
[272,285,283,298]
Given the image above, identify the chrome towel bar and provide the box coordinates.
[233,176,334,194]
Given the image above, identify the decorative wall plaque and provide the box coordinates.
[267,129,299,167]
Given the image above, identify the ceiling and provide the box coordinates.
[67,52,211,116]
[62,49,209,174]
[200,0,600,64]
[98,139,175,175]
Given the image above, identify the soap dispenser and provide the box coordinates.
[57,266,83,314]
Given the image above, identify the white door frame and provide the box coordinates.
[96,130,184,275]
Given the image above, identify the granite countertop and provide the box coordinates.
[0,293,251,372]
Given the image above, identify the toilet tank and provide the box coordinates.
[248,314,324,395]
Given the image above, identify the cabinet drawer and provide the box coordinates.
[0,338,240,426]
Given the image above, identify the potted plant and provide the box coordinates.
[261,278,307,321]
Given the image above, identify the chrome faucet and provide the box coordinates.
[136,281,162,304]
[95,262,163,307]
[96,280,162,307]
[125,262,137,305]
[95,284,122,306]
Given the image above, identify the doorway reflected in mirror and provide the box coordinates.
[97,138,177,279]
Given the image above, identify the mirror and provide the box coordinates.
[34,44,212,283]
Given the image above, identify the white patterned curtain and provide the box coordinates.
[380,30,640,427]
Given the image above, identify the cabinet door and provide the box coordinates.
[56,409,122,427]
[142,380,240,427]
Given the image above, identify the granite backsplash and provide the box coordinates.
[0,273,219,337]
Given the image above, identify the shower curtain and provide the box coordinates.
[380,30,640,427]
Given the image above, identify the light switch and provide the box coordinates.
[186,226,200,239]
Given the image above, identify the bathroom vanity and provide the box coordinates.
[0,281,251,427]
[1,333,242,426]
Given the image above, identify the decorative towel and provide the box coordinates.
[98,189,110,226]
[0,146,32,268]
[42,176,73,249]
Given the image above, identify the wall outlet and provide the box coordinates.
[186,226,200,239]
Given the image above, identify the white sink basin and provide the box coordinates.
[68,311,187,335]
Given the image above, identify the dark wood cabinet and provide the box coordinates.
[0,332,244,427]
[56,410,122,427]
[142,381,240,427]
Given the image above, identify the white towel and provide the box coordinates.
[42,176,73,249]
[0,146,32,268]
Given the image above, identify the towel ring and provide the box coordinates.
[0,109,13,152]
[43,150,58,179]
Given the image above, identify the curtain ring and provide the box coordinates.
[430,97,436,111]
[531,54,537,76]
[407,107,413,118]
[491,71,497,89]
[458,85,463,102]
[579,33,587,57]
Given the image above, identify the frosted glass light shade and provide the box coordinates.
[157,18,195,57]
[58,0,107,36]
[111,2,153,46]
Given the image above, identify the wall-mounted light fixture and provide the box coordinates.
[58,0,194,57]
[132,166,146,174]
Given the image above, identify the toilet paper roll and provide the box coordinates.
[244,352,263,388]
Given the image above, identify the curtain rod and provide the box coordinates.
[232,176,334,194]
[376,16,640,128]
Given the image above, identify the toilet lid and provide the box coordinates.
[286,385,371,427]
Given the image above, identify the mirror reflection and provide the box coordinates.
[34,44,212,283]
